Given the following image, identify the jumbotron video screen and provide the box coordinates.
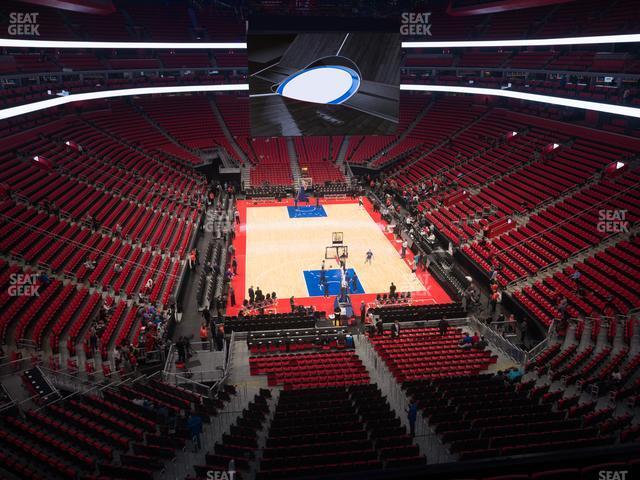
[248,16,401,136]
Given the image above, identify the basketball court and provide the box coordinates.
[226,197,451,315]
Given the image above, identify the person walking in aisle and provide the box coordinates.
[407,400,418,437]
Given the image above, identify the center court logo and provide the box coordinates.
[400,12,432,36]
[8,273,40,297]
[7,12,40,36]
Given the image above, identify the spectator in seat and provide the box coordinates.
[459,333,473,349]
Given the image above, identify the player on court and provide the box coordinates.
[358,196,364,209]
[365,249,373,264]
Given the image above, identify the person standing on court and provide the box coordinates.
[389,282,397,299]
[401,240,408,258]
[360,301,366,325]
[365,249,373,264]
[232,257,237,275]
[290,296,295,312]
[248,286,255,305]
[229,286,236,306]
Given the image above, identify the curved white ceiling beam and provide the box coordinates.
[402,33,640,48]
[0,38,247,49]
[2,83,639,121]
[0,84,248,120]
[401,84,640,118]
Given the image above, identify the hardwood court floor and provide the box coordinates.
[226,197,451,314]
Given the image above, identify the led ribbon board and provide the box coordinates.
[2,83,639,120]
[0,84,249,120]
[1,33,639,49]
[400,84,640,119]
[401,33,640,48]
